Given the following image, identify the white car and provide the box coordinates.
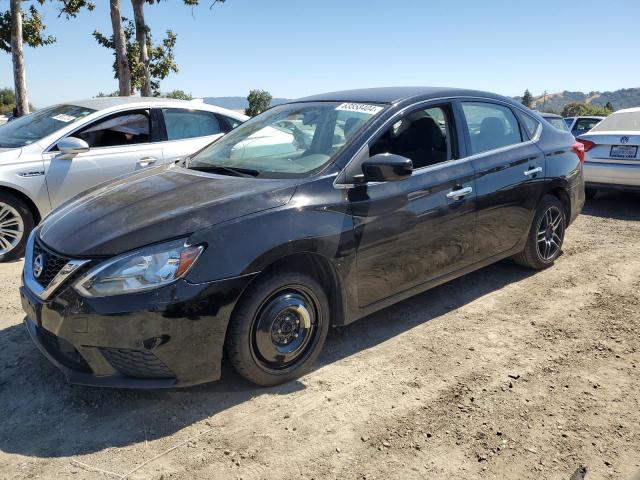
[576,107,640,198]
[0,97,247,260]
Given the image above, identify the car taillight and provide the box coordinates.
[572,142,585,163]
[577,138,595,152]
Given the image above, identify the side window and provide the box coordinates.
[517,111,541,138]
[461,102,523,155]
[162,109,222,140]
[370,106,453,169]
[75,110,151,148]
[221,115,243,131]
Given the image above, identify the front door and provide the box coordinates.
[459,101,546,261]
[43,109,163,209]
[352,103,477,307]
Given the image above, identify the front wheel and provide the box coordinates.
[513,195,566,270]
[0,193,35,262]
[226,271,330,386]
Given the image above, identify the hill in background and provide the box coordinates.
[514,87,640,113]
[204,96,290,110]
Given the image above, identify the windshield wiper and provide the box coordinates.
[189,164,260,178]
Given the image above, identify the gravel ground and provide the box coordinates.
[0,192,639,480]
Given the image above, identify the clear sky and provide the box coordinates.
[1,0,639,108]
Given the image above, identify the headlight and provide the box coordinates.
[74,239,204,298]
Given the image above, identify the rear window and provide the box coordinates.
[591,112,640,132]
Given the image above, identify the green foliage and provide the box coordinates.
[95,90,120,98]
[164,89,193,100]
[0,87,16,114]
[245,89,272,117]
[0,5,55,53]
[93,19,178,95]
[521,89,533,109]
[561,102,613,118]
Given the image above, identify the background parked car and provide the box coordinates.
[0,97,247,261]
[564,116,604,137]
[539,112,570,131]
[576,107,640,199]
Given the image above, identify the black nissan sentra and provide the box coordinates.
[20,88,585,388]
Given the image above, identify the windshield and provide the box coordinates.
[188,101,385,178]
[0,104,95,148]
[591,111,640,132]
[546,117,569,131]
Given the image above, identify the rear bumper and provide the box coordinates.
[584,161,640,188]
[20,273,256,388]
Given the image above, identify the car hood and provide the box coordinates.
[0,147,22,164]
[39,164,297,257]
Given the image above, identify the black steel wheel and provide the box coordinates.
[513,195,566,270]
[226,271,329,386]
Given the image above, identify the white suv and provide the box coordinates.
[0,97,247,261]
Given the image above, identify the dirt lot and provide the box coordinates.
[0,192,639,480]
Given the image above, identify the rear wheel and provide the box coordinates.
[0,193,34,262]
[513,195,566,270]
[226,271,330,386]
[585,188,598,200]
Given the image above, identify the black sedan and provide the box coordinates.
[20,87,585,388]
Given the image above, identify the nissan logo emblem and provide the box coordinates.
[620,136,630,144]
[33,254,44,279]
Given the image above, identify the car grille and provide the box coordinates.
[99,348,175,379]
[33,238,71,289]
[37,327,92,373]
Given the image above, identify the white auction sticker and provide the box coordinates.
[335,103,384,115]
[52,114,76,123]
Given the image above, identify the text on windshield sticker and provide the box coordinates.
[335,103,384,115]
[52,114,76,123]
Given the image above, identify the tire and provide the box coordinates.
[513,195,566,270]
[0,193,35,262]
[585,188,598,200]
[225,270,330,386]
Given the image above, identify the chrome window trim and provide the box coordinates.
[23,231,90,301]
[333,95,542,189]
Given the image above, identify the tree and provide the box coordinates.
[245,89,272,116]
[164,89,192,100]
[521,89,534,109]
[130,0,225,97]
[605,101,614,112]
[109,0,131,96]
[94,19,178,95]
[561,102,613,118]
[0,1,93,116]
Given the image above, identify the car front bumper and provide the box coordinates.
[20,273,255,388]
[584,161,640,190]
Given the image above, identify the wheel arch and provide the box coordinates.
[237,251,348,328]
[544,181,571,221]
[0,185,42,224]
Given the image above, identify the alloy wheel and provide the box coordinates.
[0,202,24,256]
[251,285,320,371]
[536,205,564,261]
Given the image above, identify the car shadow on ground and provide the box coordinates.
[581,191,640,221]
[0,258,535,460]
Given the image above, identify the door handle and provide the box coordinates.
[524,166,542,177]
[137,156,158,167]
[446,186,473,200]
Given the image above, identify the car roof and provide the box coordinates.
[60,97,248,119]
[538,112,562,119]
[612,107,640,114]
[293,87,517,106]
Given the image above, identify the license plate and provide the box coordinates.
[610,145,638,159]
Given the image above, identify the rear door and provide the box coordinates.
[459,101,546,261]
[158,108,230,162]
[43,108,163,209]
[352,102,477,307]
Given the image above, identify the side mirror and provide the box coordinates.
[360,153,413,183]
[56,137,89,159]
